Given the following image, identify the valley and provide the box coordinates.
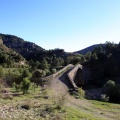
[0,33,120,120]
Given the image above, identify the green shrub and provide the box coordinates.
[44,69,51,76]
[51,68,57,74]
[104,80,120,102]
[78,87,85,99]
[21,78,30,94]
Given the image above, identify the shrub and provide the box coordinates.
[51,68,57,74]
[69,88,85,99]
[78,87,85,99]
[45,69,51,76]
[52,92,68,110]
[21,78,30,94]
[104,80,120,102]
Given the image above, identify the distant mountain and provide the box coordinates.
[74,44,105,55]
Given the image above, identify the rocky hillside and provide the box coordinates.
[0,33,46,61]
[0,34,68,61]
[0,36,25,66]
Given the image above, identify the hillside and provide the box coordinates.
[0,33,46,61]
[0,33,120,119]
[82,42,120,86]
[74,44,105,55]
[0,36,25,67]
[0,33,68,61]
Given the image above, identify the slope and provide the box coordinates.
[74,44,105,55]
[0,33,45,61]
[0,33,69,62]
[0,36,25,66]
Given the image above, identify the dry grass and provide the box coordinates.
[0,86,120,120]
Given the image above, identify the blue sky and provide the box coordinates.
[0,0,120,52]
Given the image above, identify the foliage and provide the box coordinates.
[0,66,4,77]
[78,87,85,99]
[104,80,120,102]
[0,37,25,67]
[21,78,30,94]
[32,69,46,87]
[67,54,85,65]
[44,69,51,76]
[91,53,98,60]
[0,33,44,61]
[22,69,32,79]
[84,51,92,60]
[40,58,50,70]
[53,57,64,66]
[51,68,57,74]
[85,42,120,87]
[33,69,46,78]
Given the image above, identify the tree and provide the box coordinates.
[85,51,92,61]
[53,57,64,67]
[91,53,98,60]
[22,69,32,79]
[32,69,46,85]
[93,45,103,55]
[32,69,46,92]
[40,58,49,70]
[66,56,81,65]
[34,61,40,69]
[104,80,120,102]
[21,78,30,94]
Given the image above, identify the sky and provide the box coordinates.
[0,0,120,52]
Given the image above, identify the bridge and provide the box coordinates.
[67,64,84,91]
[42,64,89,92]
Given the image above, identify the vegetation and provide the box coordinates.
[104,80,120,102]
[0,33,120,119]
[0,86,120,120]
[21,78,30,94]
